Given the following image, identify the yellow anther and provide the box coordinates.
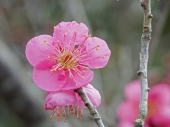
[95,66,99,69]
[96,48,99,50]
[84,34,86,37]
[102,56,105,59]
[88,34,91,37]
[97,44,100,47]
[82,76,84,79]
[44,39,47,43]
[86,67,89,70]
[50,70,53,72]
[54,26,56,29]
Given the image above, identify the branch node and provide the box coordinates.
[134,119,143,127]
[143,26,149,32]
[141,2,146,9]
[91,110,97,115]
[148,14,153,19]
[84,102,89,106]
[137,70,143,76]
[94,117,101,120]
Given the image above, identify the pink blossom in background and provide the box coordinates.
[117,121,133,127]
[25,21,111,91]
[117,80,170,127]
[44,84,101,121]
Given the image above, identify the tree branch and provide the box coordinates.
[134,0,152,127]
[74,88,105,127]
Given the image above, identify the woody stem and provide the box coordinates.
[134,0,152,127]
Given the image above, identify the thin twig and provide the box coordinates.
[134,0,152,127]
[74,88,105,127]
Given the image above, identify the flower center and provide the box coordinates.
[57,52,77,69]
[44,36,93,85]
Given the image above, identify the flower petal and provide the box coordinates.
[117,101,138,122]
[61,67,94,90]
[44,90,77,110]
[25,35,55,66]
[53,21,89,47]
[83,84,101,108]
[33,60,67,91]
[149,83,170,105]
[117,121,134,127]
[125,80,140,102]
[153,106,170,126]
[80,37,111,69]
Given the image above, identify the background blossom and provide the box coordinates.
[117,80,170,127]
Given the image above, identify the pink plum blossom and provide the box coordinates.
[25,21,111,91]
[117,80,170,127]
[117,121,133,127]
[44,84,101,121]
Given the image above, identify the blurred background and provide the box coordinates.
[0,0,170,127]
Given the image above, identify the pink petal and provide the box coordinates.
[53,21,89,46]
[149,106,170,126]
[33,60,67,91]
[83,84,101,108]
[44,102,56,110]
[125,80,140,102]
[25,35,55,66]
[117,101,138,122]
[44,90,77,110]
[80,37,111,69]
[149,83,170,105]
[62,67,94,90]
[117,121,133,127]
